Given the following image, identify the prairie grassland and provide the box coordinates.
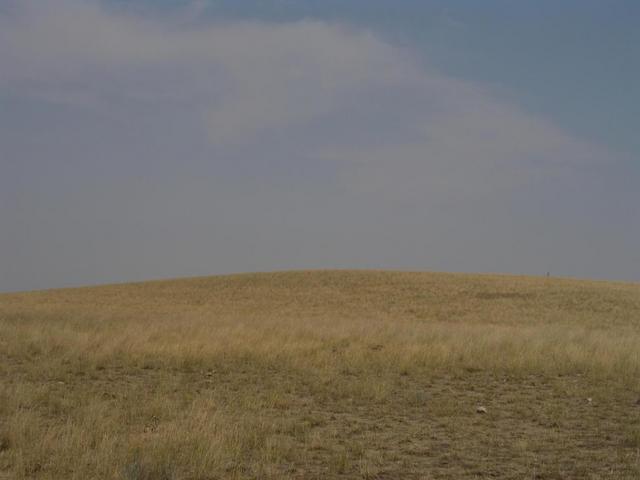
[1,270,639,479]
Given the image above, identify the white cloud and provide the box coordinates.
[1,0,600,169]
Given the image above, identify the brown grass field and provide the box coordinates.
[1,270,639,479]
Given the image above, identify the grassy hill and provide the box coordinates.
[1,270,639,479]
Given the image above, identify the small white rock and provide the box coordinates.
[476,406,487,414]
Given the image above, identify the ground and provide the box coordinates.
[1,270,639,479]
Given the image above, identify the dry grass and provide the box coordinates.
[1,270,639,479]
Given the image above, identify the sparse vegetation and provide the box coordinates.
[1,270,639,479]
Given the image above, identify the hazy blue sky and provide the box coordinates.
[1,0,638,291]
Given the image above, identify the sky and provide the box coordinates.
[1,0,638,292]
